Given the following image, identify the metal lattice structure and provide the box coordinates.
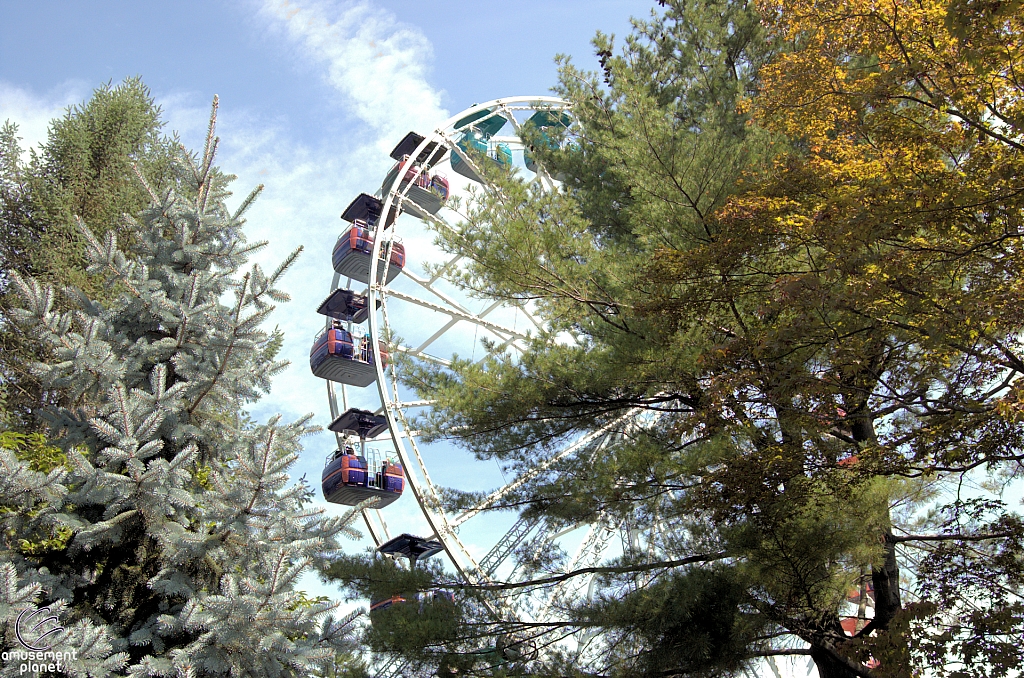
[321,96,677,672]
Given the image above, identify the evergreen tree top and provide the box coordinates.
[2,93,362,678]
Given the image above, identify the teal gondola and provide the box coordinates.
[523,110,572,174]
[451,110,511,182]
[452,138,513,182]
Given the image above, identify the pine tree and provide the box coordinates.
[336,1,1024,676]
[1,98,362,677]
[0,78,179,431]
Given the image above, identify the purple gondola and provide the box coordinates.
[322,446,404,507]
[310,326,389,387]
[332,224,405,284]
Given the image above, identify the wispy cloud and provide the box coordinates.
[258,0,447,151]
[0,81,87,157]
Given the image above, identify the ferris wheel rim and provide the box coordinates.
[323,96,647,630]
[362,96,572,585]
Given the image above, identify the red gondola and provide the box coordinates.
[369,595,406,613]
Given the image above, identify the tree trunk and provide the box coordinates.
[871,529,901,629]
[810,645,862,678]
[808,528,903,678]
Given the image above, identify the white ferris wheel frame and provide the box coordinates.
[325,95,574,582]
[324,97,668,653]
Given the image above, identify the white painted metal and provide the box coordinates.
[322,97,662,656]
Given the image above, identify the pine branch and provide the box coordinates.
[893,531,1015,543]
[131,162,159,204]
[186,272,249,415]
[232,184,264,222]
[454,551,729,592]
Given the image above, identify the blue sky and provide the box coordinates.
[0,0,641,146]
[0,0,646,595]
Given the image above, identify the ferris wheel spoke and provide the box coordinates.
[477,515,544,577]
[392,344,450,367]
[426,254,464,285]
[448,448,576,530]
[411,316,461,354]
[450,411,638,529]
[388,284,530,343]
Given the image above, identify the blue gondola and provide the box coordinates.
[309,326,389,387]
[332,223,405,284]
[436,635,537,676]
[322,407,403,507]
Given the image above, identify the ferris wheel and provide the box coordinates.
[313,93,630,590]
[312,96,685,669]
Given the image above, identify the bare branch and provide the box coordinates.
[453,551,730,592]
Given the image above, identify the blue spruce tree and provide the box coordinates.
[1,98,362,678]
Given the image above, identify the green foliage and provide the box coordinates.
[0,429,73,556]
[360,0,1024,676]
[0,78,181,431]
[585,566,760,676]
[0,429,68,472]
[1,97,359,677]
[326,555,464,657]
